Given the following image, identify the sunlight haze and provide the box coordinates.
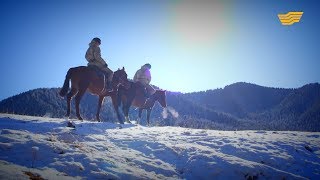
[0,0,319,99]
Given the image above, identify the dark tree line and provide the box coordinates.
[0,82,319,131]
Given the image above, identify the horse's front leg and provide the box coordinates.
[124,95,136,124]
[146,108,152,126]
[111,93,123,124]
[96,95,104,122]
[125,116,131,123]
[124,104,131,124]
[138,108,143,125]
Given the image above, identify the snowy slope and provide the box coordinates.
[0,113,319,179]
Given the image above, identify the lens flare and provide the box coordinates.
[170,0,227,48]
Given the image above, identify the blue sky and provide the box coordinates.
[0,0,319,100]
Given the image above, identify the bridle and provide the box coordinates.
[114,71,130,90]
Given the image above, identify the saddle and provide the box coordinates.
[88,65,112,93]
[88,65,105,80]
[135,82,150,98]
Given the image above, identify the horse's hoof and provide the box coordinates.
[67,121,76,128]
[78,117,83,121]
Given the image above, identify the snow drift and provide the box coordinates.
[0,113,319,179]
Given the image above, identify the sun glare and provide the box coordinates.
[171,0,226,48]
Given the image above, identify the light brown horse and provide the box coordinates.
[59,66,129,123]
[117,82,167,126]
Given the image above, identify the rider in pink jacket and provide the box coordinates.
[133,63,156,96]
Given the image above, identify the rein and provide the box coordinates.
[100,71,126,95]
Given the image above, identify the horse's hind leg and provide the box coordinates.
[96,95,104,122]
[75,88,86,121]
[66,88,77,118]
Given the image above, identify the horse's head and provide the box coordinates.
[112,67,130,89]
[154,90,167,108]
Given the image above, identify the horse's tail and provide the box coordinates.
[59,68,73,97]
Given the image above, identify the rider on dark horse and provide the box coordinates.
[85,37,113,93]
[133,63,156,97]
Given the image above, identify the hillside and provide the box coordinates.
[0,114,319,179]
[183,82,293,118]
[0,82,319,131]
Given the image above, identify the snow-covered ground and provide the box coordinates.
[0,113,319,179]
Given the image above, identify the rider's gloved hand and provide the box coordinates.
[105,64,108,68]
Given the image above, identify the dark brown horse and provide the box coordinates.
[59,66,129,123]
[117,82,167,126]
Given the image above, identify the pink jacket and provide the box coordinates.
[133,65,151,85]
